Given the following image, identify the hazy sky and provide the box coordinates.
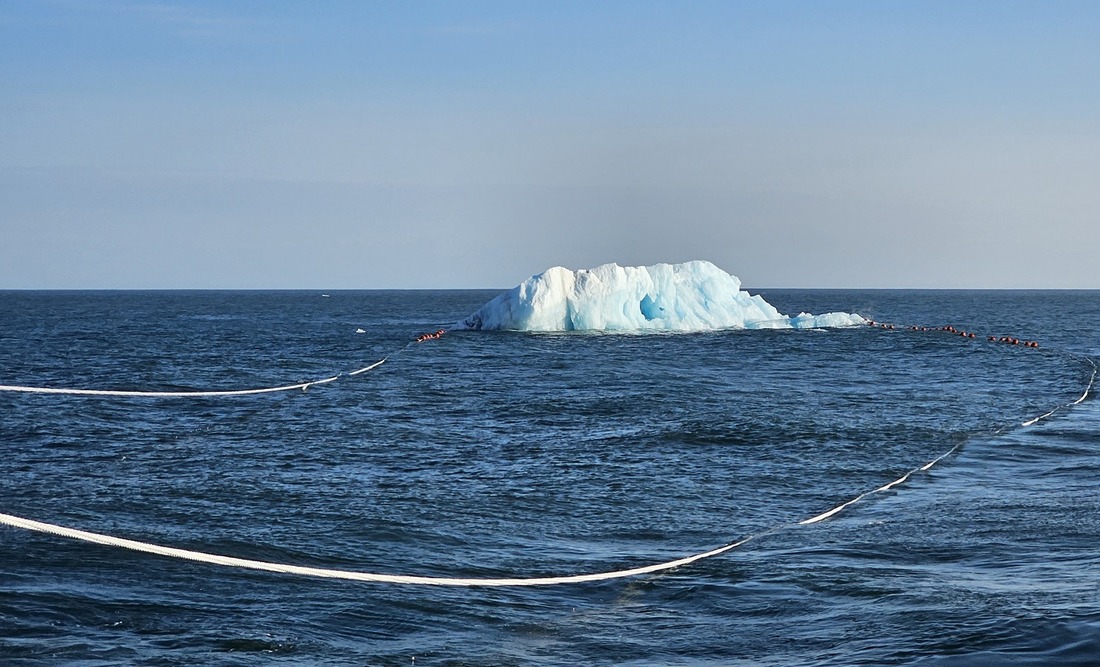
[2,1,1098,288]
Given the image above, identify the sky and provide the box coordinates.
[2,1,1098,289]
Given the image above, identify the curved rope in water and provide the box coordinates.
[804,354,1097,524]
[1,349,1094,586]
[0,358,390,397]
[1021,354,1096,426]
[0,511,753,586]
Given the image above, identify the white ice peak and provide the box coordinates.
[455,261,864,332]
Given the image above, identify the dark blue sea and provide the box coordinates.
[1,289,1098,666]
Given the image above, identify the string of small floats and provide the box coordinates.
[865,320,1042,348]
[414,329,447,343]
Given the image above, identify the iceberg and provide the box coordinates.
[454,260,865,332]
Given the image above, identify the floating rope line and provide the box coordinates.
[805,353,1095,525]
[863,318,1096,426]
[799,445,962,525]
[0,325,1094,586]
[347,358,388,376]
[0,374,343,397]
[0,511,754,586]
[0,338,427,397]
[1021,355,1096,426]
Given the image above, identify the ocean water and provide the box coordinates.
[1,289,1098,665]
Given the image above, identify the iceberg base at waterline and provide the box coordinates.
[454,260,865,332]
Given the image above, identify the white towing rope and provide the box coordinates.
[0,357,1092,587]
[0,333,1095,586]
[0,358,390,397]
[0,511,753,586]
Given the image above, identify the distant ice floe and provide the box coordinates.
[454,260,865,332]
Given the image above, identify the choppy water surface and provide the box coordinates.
[1,289,1098,665]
